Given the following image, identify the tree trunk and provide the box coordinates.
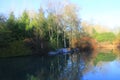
[40,39,43,49]
[57,32,59,48]
[41,42,43,49]
[70,28,73,48]
[63,31,66,48]
[56,25,59,48]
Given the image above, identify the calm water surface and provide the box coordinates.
[0,49,120,80]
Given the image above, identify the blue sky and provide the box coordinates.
[0,0,120,29]
[77,0,120,29]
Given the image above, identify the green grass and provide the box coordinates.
[93,32,116,42]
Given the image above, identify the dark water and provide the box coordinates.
[0,49,120,80]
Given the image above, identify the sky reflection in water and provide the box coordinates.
[0,49,120,80]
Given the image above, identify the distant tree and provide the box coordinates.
[0,14,7,29]
[16,10,34,39]
[0,14,12,48]
[63,2,81,47]
[93,32,116,42]
[29,8,48,51]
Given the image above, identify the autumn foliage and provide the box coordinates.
[73,37,97,51]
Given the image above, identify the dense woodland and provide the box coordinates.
[0,0,120,57]
[0,1,82,57]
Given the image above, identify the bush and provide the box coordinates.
[0,40,31,57]
[75,37,97,51]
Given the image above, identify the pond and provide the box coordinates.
[0,49,120,80]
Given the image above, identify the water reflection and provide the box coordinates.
[0,49,120,80]
[83,60,120,80]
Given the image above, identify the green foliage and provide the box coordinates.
[0,40,31,57]
[0,2,81,57]
[27,74,39,80]
[0,14,14,47]
[93,32,116,42]
[34,9,47,39]
[0,14,6,29]
[7,12,16,30]
[92,28,97,34]
[18,10,34,39]
[116,32,120,40]
[0,30,12,47]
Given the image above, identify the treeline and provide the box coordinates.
[1,1,119,57]
[0,1,81,57]
[82,21,120,49]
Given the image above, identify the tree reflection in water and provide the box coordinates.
[27,51,94,80]
[0,49,119,80]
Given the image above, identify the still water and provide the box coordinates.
[0,49,120,80]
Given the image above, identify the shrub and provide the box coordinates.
[0,40,31,57]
